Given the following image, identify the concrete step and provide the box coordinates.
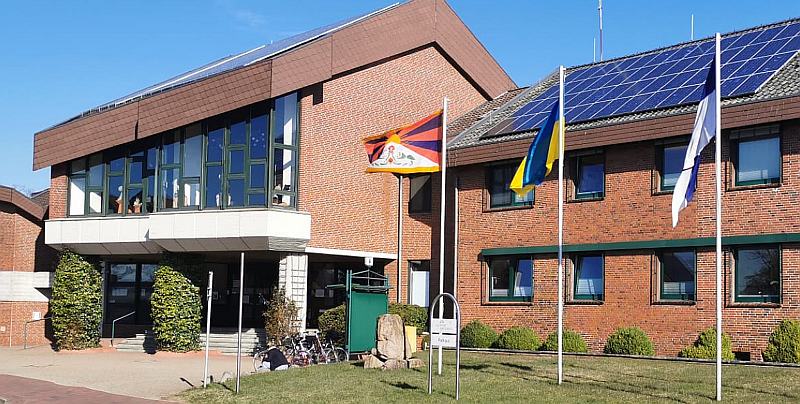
[115,329,266,354]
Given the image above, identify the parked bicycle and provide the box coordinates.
[253,330,347,372]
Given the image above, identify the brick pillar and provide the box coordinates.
[278,253,308,331]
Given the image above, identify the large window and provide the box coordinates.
[66,93,299,216]
[487,162,533,209]
[734,246,780,303]
[573,255,604,301]
[409,175,432,213]
[573,152,604,200]
[658,142,688,192]
[659,250,696,301]
[488,256,533,302]
[732,125,781,187]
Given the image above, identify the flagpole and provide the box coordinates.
[397,174,404,303]
[438,97,448,375]
[557,65,565,385]
[714,32,723,402]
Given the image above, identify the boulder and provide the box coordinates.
[383,359,408,370]
[407,358,425,369]
[363,354,384,369]
[376,314,405,360]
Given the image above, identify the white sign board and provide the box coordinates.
[431,318,458,334]
[430,333,458,348]
[364,256,373,267]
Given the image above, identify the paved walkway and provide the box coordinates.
[0,346,248,401]
[0,375,159,403]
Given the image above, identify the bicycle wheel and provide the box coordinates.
[333,347,348,362]
[253,349,269,372]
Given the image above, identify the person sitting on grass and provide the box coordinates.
[258,347,289,372]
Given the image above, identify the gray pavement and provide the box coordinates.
[0,345,249,401]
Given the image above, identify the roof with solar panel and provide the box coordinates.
[450,17,800,150]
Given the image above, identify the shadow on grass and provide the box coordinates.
[383,381,421,391]
[566,372,701,403]
[461,363,490,371]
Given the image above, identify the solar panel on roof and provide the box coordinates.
[486,20,800,137]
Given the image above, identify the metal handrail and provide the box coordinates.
[23,316,52,349]
[110,311,136,347]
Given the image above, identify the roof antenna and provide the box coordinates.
[691,14,695,40]
[598,0,604,61]
[593,37,597,63]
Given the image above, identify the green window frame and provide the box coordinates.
[734,245,781,303]
[731,129,781,187]
[487,256,533,302]
[270,93,299,209]
[572,254,604,301]
[656,141,688,193]
[658,249,696,301]
[224,109,249,208]
[486,161,533,209]
[573,153,605,200]
[105,153,127,215]
[247,102,270,207]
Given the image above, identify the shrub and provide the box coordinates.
[389,303,427,334]
[763,320,800,363]
[150,255,203,352]
[541,330,589,353]
[460,320,498,348]
[495,326,541,351]
[263,288,299,345]
[604,327,655,356]
[679,328,734,360]
[319,304,346,344]
[51,251,102,350]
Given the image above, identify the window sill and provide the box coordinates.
[566,299,603,305]
[483,300,532,306]
[728,182,781,192]
[568,196,604,203]
[483,204,534,213]
[652,189,674,196]
[652,300,695,306]
[729,301,780,308]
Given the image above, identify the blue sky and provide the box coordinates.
[1,0,799,193]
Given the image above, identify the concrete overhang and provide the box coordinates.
[45,209,311,255]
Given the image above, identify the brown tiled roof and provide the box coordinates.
[0,186,46,221]
[447,87,526,142]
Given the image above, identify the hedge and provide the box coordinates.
[51,251,102,350]
[495,326,541,351]
[318,304,346,344]
[604,327,655,356]
[763,320,800,363]
[541,330,589,353]
[150,255,203,352]
[388,303,427,334]
[679,328,734,360]
[460,320,498,348]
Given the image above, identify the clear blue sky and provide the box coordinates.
[2,0,798,193]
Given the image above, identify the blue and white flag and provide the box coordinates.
[671,60,718,227]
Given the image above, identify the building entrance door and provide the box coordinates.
[106,263,157,325]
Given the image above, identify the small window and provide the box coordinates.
[574,153,604,200]
[735,246,780,303]
[573,255,604,301]
[409,175,432,213]
[488,256,533,302]
[659,250,696,301]
[487,162,533,209]
[731,125,781,187]
[658,143,688,192]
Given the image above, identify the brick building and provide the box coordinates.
[31,0,514,337]
[438,19,800,360]
[0,186,56,347]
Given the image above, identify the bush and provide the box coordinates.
[495,326,541,351]
[150,255,203,352]
[460,320,498,348]
[679,328,734,360]
[389,303,427,334]
[319,304,346,344]
[51,251,102,350]
[541,330,589,353]
[604,327,655,356]
[263,288,299,345]
[763,320,800,363]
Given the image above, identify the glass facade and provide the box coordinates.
[66,93,299,216]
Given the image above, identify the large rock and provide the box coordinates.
[376,314,405,360]
[407,358,425,369]
[383,359,408,370]
[363,354,384,369]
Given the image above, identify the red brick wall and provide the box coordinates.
[0,302,51,347]
[50,163,67,220]
[298,45,485,260]
[449,121,800,360]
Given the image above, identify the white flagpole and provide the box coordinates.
[235,252,244,394]
[438,97,448,375]
[203,271,214,388]
[557,65,565,385]
[397,174,404,303]
[714,32,723,402]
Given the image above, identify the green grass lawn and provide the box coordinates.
[179,351,800,403]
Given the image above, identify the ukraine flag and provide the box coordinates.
[510,101,563,195]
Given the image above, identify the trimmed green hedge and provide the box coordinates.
[495,326,541,351]
[679,328,734,360]
[763,320,800,363]
[318,304,346,344]
[604,327,655,356]
[51,251,102,350]
[541,330,589,353]
[150,255,203,352]
[389,303,427,334]
[460,320,498,348]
